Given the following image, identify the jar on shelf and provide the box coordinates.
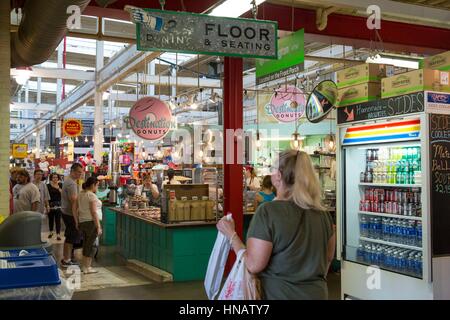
[191,196,200,220]
[181,196,190,221]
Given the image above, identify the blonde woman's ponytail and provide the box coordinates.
[278,150,326,211]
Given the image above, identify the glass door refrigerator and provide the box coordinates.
[337,114,437,299]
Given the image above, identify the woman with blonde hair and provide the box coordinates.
[217,149,335,300]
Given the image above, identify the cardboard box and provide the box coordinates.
[336,64,388,89]
[420,50,450,71]
[338,82,381,107]
[382,69,450,98]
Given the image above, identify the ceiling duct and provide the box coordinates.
[11,0,90,68]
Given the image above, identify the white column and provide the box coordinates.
[56,42,63,105]
[37,77,41,104]
[35,129,41,159]
[25,81,29,103]
[171,66,177,98]
[94,41,104,164]
[148,61,155,96]
[0,0,11,216]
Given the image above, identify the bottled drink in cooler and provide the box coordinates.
[416,221,422,247]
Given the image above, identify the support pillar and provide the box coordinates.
[0,0,10,217]
[223,57,243,269]
[147,61,155,96]
[94,41,104,164]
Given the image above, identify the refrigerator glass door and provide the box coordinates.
[342,141,423,279]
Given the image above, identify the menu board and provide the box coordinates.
[430,114,450,256]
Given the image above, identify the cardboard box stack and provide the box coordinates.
[381,69,450,98]
[420,50,450,71]
[336,63,387,107]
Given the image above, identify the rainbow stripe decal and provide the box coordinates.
[342,119,421,145]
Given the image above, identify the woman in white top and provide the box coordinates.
[245,167,261,191]
[77,176,102,274]
[162,168,181,187]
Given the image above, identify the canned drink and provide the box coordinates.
[392,202,398,214]
[396,190,402,202]
[380,202,385,213]
[359,201,364,211]
[414,192,420,204]
[380,191,385,203]
[407,203,413,216]
[398,203,403,216]
[369,189,374,201]
[374,189,379,202]
[365,200,371,212]
[365,189,370,201]
[386,202,391,214]
[402,191,408,204]
[404,204,409,216]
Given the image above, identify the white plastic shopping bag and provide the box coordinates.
[218,249,246,300]
[204,214,233,300]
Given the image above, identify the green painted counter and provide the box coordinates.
[102,206,117,246]
[112,208,218,282]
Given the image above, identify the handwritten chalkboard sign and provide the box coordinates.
[337,92,425,124]
[430,114,450,256]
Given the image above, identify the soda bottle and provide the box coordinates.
[357,244,365,262]
[360,216,368,237]
[416,221,422,247]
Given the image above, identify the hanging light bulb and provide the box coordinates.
[291,132,302,150]
[92,136,95,143]
[75,136,79,142]
[84,136,88,143]
[255,130,262,149]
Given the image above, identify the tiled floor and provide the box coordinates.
[42,216,342,300]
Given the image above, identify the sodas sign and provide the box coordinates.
[268,86,306,123]
[124,97,176,141]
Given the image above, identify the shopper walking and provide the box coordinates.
[217,150,336,300]
[254,175,276,208]
[33,169,50,215]
[47,173,63,241]
[12,169,40,214]
[61,163,84,268]
[77,176,102,274]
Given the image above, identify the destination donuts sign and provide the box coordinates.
[131,8,278,59]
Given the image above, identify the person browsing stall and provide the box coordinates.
[47,173,63,241]
[12,169,40,214]
[77,176,103,274]
[217,150,336,300]
[33,169,50,215]
[254,175,276,208]
[61,163,84,268]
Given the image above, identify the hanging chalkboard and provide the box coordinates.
[429,114,450,256]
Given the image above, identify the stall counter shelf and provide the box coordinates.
[111,208,218,282]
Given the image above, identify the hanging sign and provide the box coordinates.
[11,143,28,159]
[256,29,304,85]
[124,97,176,141]
[268,86,306,123]
[63,119,83,137]
[337,92,425,124]
[133,8,278,59]
[426,92,450,114]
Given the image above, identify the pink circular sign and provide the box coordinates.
[269,86,306,122]
[126,97,174,140]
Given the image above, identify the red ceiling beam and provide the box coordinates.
[253,2,450,52]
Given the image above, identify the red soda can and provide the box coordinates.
[365,189,370,201]
[380,190,385,202]
[373,201,378,213]
[392,202,398,214]
[369,189,374,201]
[386,202,391,214]
[374,189,378,202]
[365,200,370,212]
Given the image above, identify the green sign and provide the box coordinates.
[132,8,278,59]
[256,29,304,85]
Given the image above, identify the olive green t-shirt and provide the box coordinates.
[247,200,334,300]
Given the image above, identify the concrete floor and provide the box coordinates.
[43,216,341,300]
